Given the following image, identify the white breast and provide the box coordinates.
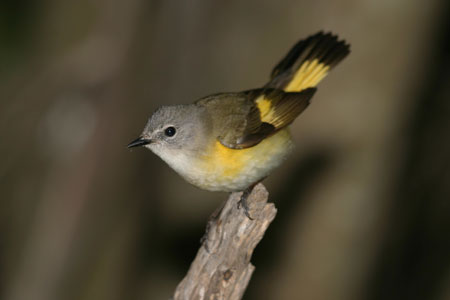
[148,129,293,192]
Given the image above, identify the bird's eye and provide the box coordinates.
[164,126,176,137]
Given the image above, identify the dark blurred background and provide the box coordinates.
[1,0,450,299]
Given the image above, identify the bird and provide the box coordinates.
[128,31,350,219]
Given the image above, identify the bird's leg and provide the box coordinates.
[237,182,258,220]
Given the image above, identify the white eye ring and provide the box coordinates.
[164,126,176,137]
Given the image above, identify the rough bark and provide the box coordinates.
[173,183,276,300]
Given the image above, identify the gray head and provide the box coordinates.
[128,104,211,158]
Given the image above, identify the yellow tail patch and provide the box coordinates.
[284,59,330,92]
[255,59,328,125]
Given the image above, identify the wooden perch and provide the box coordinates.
[173,183,277,300]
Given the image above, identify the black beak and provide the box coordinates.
[127,137,151,148]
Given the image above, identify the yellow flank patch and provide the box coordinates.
[204,129,291,179]
[210,141,250,177]
[255,96,274,123]
[284,59,330,92]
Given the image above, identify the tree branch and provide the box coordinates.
[173,183,277,300]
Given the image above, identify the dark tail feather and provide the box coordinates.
[267,31,350,92]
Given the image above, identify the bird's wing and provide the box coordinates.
[248,87,316,129]
[196,88,315,149]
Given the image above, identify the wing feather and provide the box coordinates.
[196,88,315,149]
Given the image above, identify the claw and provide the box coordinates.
[237,184,256,220]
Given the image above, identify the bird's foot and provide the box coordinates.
[237,184,256,220]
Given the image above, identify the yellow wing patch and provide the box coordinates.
[254,87,314,129]
[255,59,327,126]
[284,59,330,92]
[255,97,274,124]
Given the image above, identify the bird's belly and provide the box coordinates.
[181,129,293,192]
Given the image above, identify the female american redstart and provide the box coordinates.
[128,31,350,218]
